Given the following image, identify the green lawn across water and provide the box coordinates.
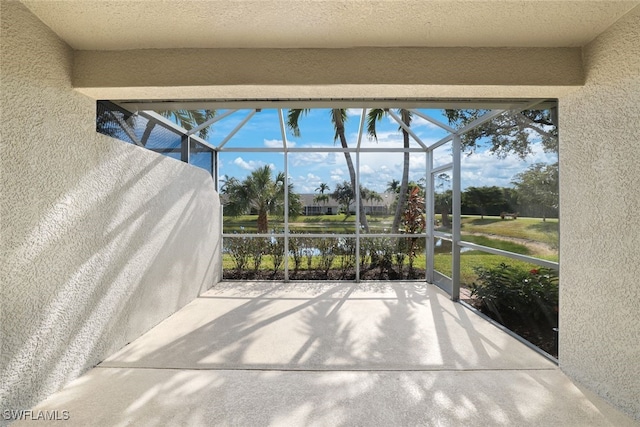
[461,216,558,247]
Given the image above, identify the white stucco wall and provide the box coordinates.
[559,5,640,421]
[0,1,221,413]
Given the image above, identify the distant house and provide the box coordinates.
[299,192,396,215]
[298,194,338,215]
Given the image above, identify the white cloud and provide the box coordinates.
[294,172,323,193]
[433,146,453,167]
[264,138,296,148]
[460,143,558,189]
[380,112,440,132]
[362,130,402,146]
[291,151,331,166]
[358,128,438,149]
[411,115,441,131]
[360,165,375,175]
[233,157,275,171]
[346,108,364,117]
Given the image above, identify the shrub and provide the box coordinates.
[267,238,285,274]
[225,236,251,271]
[359,239,372,270]
[369,237,394,276]
[394,251,406,278]
[248,238,267,272]
[335,238,356,277]
[289,235,304,273]
[470,263,558,327]
[301,238,315,270]
[317,238,336,276]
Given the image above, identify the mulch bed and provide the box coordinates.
[223,267,428,281]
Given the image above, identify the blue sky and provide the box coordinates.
[197,108,557,194]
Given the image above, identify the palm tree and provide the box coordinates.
[361,187,383,215]
[313,182,331,209]
[158,110,216,139]
[219,174,238,193]
[368,109,413,233]
[133,109,216,147]
[313,193,330,206]
[316,182,330,194]
[222,165,300,233]
[332,181,355,216]
[386,179,401,194]
[287,109,370,232]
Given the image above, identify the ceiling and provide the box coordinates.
[20,1,640,51]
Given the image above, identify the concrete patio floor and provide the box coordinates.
[15,282,638,426]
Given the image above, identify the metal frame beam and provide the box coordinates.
[410,109,457,134]
[121,99,557,111]
[186,109,239,136]
[451,135,462,301]
[387,109,428,149]
[217,109,257,149]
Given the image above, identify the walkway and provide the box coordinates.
[17,283,637,426]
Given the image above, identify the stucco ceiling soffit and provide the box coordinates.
[73,47,584,90]
[20,1,640,50]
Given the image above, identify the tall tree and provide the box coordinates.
[219,174,239,193]
[463,186,505,219]
[368,108,413,233]
[158,110,216,139]
[222,165,301,232]
[313,182,330,207]
[98,106,217,147]
[386,179,401,194]
[332,181,354,216]
[316,183,330,194]
[512,162,559,221]
[140,109,216,147]
[287,109,370,231]
[435,173,452,228]
[332,182,380,218]
[444,109,558,158]
[361,187,383,204]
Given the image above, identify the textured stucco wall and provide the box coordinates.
[559,5,640,421]
[74,46,584,86]
[73,47,584,101]
[0,1,221,413]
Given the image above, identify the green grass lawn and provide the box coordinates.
[224,214,558,243]
[434,252,545,286]
[457,234,531,255]
[461,215,558,247]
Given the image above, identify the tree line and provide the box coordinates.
[434,162,558,221]
[220,159,558,233]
